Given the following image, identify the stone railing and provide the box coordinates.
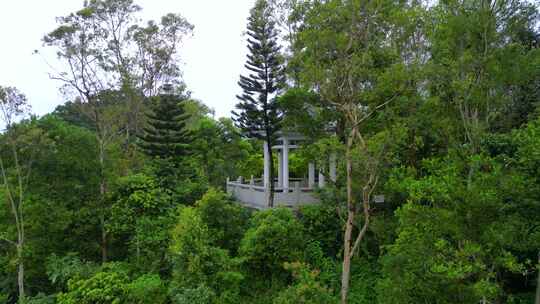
[226,176,319,210]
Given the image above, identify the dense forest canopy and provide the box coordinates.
[1,0,539,303]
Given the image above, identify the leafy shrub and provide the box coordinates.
[46,253,98,287]
[170,207,243,298]
[56,268,129,304]
[126,274,167,304]
[26,293,56,304]
[0,293,9,304]
[170,284,215,304]
[108,174,175,271]
[273,262,336,304]
[347,259,379,304]
[196,188,251,254]
[239,208,306,278]
[303,241,340,289]
[298,204,342,257]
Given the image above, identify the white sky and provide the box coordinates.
[0,0,256,119]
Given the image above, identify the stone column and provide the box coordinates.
[318,161,326,188]
[329,153,337,182]
[277,150,283,187]
[263,140,270,188]
[283,138,290,192]
[308,163,316,188]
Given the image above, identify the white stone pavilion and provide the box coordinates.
[226,132,337,209]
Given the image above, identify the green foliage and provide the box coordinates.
[52,102,95,130]
[0,115,105,299]
[377,152,538,303]
[169,207,214,285]
[426,0,539,147]
[196,188,251,253]
[298,204,342,258]
[278,89,334,140]
[25,293,56,304]
[170,207,243,300]
[191,117,258,187]
[138,92,192,160]
[347,260,379,304]
[170,284,215,304]
[239,208,306,278]
[232,0,285,207]
[302,241,340,292]
[46,254,97,287]
[297,136,344,182]
[233,0,284,142]
[57,270,129,304]
[51,262,167,304]
[108,174,174,271]
[2,0,539,303]
[514,118,540,178]
[0,293,9,304]
[171,170,209,205]
[126,274,167,304]
[273,262,336,304]
[27,115,101,258]
[111,174,171,214]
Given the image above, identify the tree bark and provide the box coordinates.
[17,244,25,302]
[267,134,275,207]
[341,128,356,304]
[340,124,375,304]
[341,210,354,304]
[1,143,26,303]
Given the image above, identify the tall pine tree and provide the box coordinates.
[138,87,192,161]
[233,0,285,207]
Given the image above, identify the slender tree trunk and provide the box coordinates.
[1,143,27,303]
[341,129,355,304]
[267,135,275,207]
[341,212,354,304]
[17,243,25,302]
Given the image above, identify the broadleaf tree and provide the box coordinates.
[42,0,193,262]
[290,0,420,302]
[0,86,35,302]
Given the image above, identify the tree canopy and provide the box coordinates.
[1,0,539,303]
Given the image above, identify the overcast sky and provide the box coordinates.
[0,0,256,119]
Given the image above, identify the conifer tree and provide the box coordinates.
[138,87,192,161]
[233,0,285,207]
